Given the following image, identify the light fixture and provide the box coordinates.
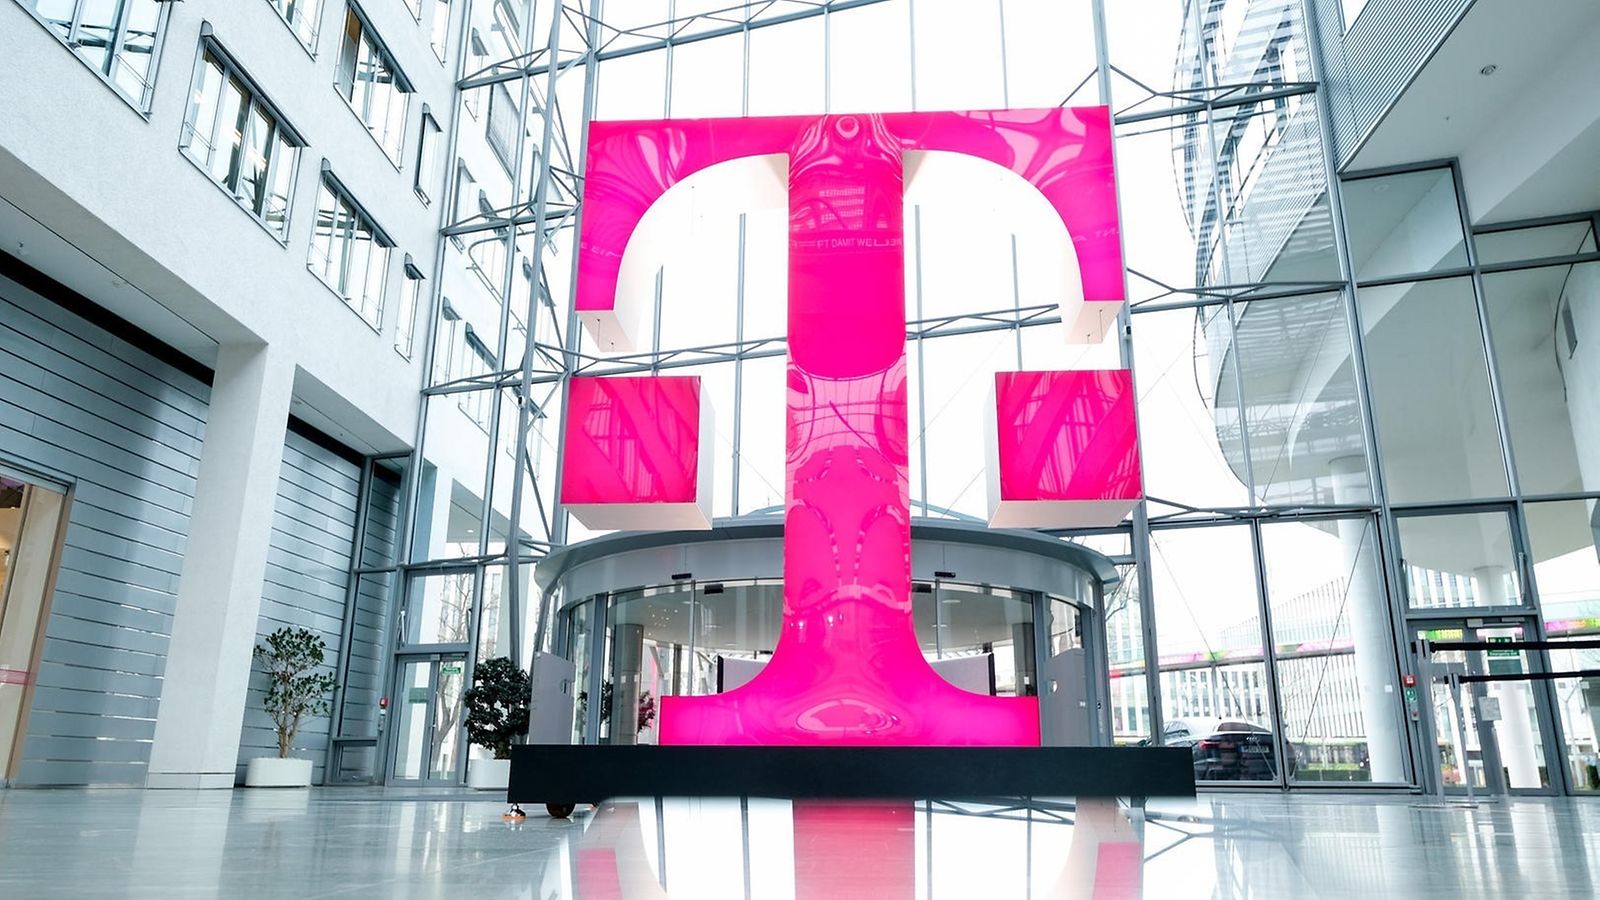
[1479,64,1498,76]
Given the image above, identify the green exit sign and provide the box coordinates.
[1487,636,1518,658]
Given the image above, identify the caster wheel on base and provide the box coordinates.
[546,802,576,819]
[503,804,528,822]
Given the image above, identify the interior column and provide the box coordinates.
[147,343,294,788]
[1328,455,1406,782]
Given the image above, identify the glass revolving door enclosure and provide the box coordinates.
[532,521,1118,747]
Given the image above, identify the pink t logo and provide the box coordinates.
[560,108,1141,746]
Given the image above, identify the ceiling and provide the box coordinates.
[0,195,216,362]
[1347,0,1600,223]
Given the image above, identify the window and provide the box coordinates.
[308,174,393,328]
[415,108,443,204]
[464,28,489,118]
[428,0,452,62]
[1342,168,1469,282]
[1357,278,1507,502]
[486,81,520,173]
[266,0,322,51]
[335,6,412,163]
[432,300,460,384]
[18,0,167,110]
[396,257,424,358]
[181,45,303,239]
[457,333,496,428]
[491,0,523,57]
[1482,262,1600,496]
[451,162,480,239]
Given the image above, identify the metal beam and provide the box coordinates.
[462,0,892,88]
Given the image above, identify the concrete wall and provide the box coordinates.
[0,0,461,452]
[0,262,207,785]
[2,255,403,786]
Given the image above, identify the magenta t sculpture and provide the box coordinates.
[565,108,1132,746]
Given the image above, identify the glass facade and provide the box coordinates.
[369,0,1600,792]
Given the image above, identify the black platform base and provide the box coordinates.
[507,745,1195,805]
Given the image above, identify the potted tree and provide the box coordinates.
[463,656,530,790]
[244,627,337,788]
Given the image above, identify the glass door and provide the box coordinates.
[1415,618,1558,795]
[389,653,468,783]
[1547,627,1600,793]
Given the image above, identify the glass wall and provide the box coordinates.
[561,577,1083,746]
[386,0,1600,791]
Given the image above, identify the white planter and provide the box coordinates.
[467,758,511,791]
[245,757,313,788]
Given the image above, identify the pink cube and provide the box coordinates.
[986,370,1142,528]
[560,375,713,530]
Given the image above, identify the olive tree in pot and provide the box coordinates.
[463,656,530,790]
[244,627,337,788]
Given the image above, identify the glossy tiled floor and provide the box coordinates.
[1,788,1598,898]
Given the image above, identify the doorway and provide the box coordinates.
[1414,617,1561,795]
[0,473,70,784]
[389,653,469,783]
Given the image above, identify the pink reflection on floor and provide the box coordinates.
[793,802,914,900]
[567,798,1144,899]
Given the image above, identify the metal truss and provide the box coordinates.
[1113,77,1319,126]
[382,0,1547,797]
[459,0,893,90]
[419,301,1070,399]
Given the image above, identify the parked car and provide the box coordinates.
[1155,718,1300,781]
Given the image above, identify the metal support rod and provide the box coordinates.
[1091,0,1163,745]
[376,0,478,785]
[1448,672,1477,804]
[533,0,606,660]
[473,0,548,671]
[1298,0,1419,787]
[324,454,375,778]
[912,205,930,512]
[731,213,747,514]
[1450,160,1523,499]
[502,0,585,670]
[1250,518,1294,787]
[464,0,891,87]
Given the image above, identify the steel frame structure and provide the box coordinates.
[331,0,1600,793]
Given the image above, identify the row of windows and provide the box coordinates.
[18,0,451,354]
[178,41,429,354]
[20,0,448,209]
[268,0,451,67]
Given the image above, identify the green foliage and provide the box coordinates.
[462,656,531,760]
[252,627,338,759]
